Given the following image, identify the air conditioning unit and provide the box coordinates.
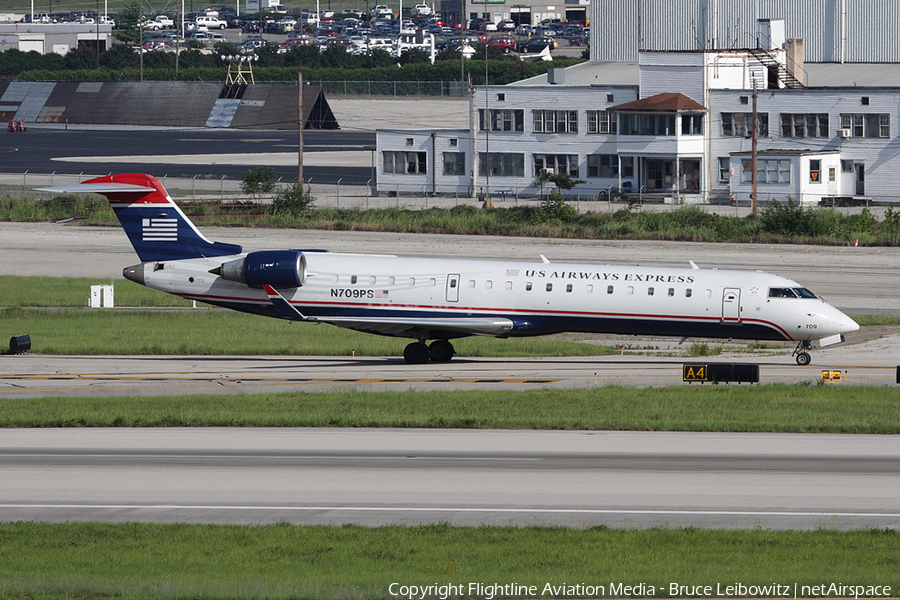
[540,167,556,175]
[839,128,852,138]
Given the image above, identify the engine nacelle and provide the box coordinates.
[214,250,308,289]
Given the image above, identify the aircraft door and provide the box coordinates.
[722,288,741,324]
[446,274,460,302]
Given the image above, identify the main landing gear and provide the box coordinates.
[403,340,455,364]
[792,341,812,366]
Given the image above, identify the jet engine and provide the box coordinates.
[211,250,308,288]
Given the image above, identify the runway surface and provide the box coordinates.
[1,348,898,397]
[2,428,898,530]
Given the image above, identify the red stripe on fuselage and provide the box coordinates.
[174,292,794,340]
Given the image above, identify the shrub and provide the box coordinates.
[271,182,316,217]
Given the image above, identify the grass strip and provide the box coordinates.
[0,523,898,599]
[0,306,613,357]
[2,385,898,433]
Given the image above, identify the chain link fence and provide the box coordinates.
[306,80,466,97]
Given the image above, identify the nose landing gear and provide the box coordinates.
[792,341,812,366]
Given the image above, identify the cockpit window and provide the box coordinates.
[768,288,798,298]
[768,287,818,299]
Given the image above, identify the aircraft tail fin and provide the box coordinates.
[37,173,242,262]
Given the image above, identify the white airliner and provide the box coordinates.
[40,173,859,365]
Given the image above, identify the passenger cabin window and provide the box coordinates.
[566,284,573,293]
[369,276,376,285]
[607,285,614,294]
[546,283,553,292]
[705,289,712,298]
[686,289,693,298]
[505,281,513,290]
[627,286,634,295]
[586,285,593,293]
[429,278,436,287]
[468,280,476,289]
[449,279,457,288]
[485,281,493,290]
[526,282,533,291]
[648,287,655,296]
[351,275,358,284]
[408,277,415,287]
[668,288,675,296]
[389,277,395,285]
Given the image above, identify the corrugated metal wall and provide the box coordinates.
[591,0,900,63]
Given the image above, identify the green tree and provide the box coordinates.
[271,181,316,216]
[241,166,276,201]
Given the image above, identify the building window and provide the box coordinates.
[532,110,578,134]
[449,138,458,146]
[497,93,505,101]
[809,159,821,183]
[721,112,768,137]
[586,110,617,134]
[780,113,829,138]
[681,114,703,135]
[383,151,427,174]
[829,167,836,182]
[406,137,414,145]
[478,152,525,177]
[739,95,749,105]
[620,113,676,136]
[478,109,524,132]
[741,159,791,184]
[861,96,870,105]
[534,154,579,177]
[718,157,730,182]
[587,155,632,178]
[841,113,890,138]
[606,94,614,102]
[442,152,466,176]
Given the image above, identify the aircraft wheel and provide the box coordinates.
[403,342,430,365]
[795,352,811,366]
[429,340,455,363]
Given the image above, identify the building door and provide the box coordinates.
[722,288,741,324]
[446,274,460,302]
[855,163,865,196]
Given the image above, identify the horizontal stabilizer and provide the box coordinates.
[36,183,157,194]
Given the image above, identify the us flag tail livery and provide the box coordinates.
[40,173,242,262]
[39,173,859,365]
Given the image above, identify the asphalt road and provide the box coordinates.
[1,128,376,184]
[2,428,898,529]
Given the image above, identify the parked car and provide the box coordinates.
[515,36,554,53]
[497,19,515,31]
[486,35,514,53]
[515,23,533,36]
[412,4,432,16]
[241,19,260,32]
[142,15,174,30]
[195,15,226,29]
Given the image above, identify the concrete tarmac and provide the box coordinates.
[1,427,898,529]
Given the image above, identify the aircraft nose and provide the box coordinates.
[840,312,860,334]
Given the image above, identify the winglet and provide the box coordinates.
[689,260,700,270]
[262,284,308,320]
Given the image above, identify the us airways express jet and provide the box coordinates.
[41,174,859,365]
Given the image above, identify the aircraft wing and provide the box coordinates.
[308,315,515,338]
[261,284,513,337]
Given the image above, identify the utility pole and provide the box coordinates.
[751,79,758,216]
[298,69,304,183]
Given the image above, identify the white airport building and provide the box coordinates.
[375,19,900,205]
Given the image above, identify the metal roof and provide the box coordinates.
[510,61,640,86]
